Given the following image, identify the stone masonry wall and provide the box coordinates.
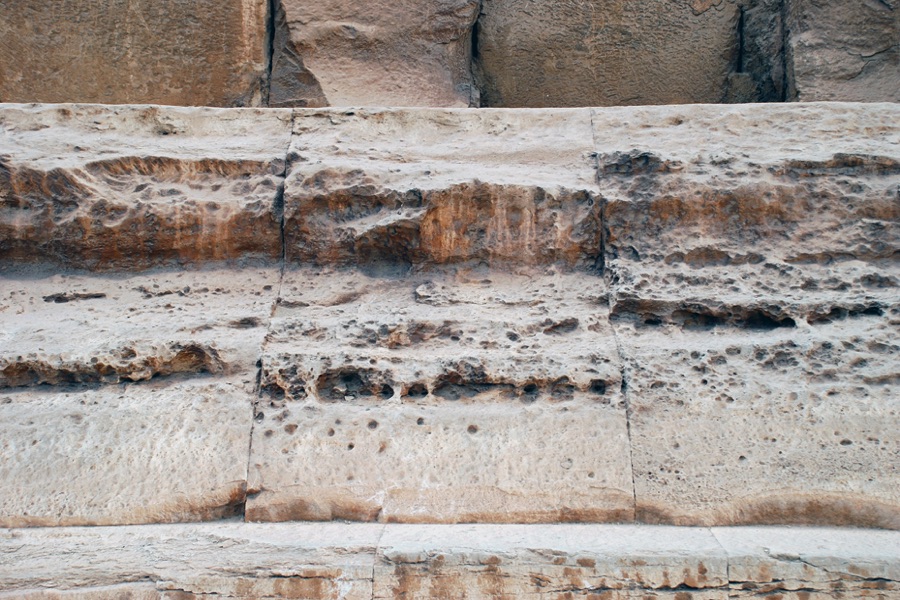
[0,0,897,107]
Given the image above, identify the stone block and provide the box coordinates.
[0,1,269,106]
[0,104,291,270]
[271,0,479,107]
[475,0,743,107]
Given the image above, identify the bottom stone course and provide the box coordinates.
[1,523,897,599]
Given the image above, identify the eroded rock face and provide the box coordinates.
[272,0,480,107]
[285,108,600,270]
[0,0,268,107]
[0,102,898,531]
[0,104,291,270]
[247,270,632,523]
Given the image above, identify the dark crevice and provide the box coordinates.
[470,0,487,107]
[264,0,279,106]
[779,0,791,101]
[737,6,746,73]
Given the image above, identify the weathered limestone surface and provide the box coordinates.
[285,108,600,270]
[1,523,898,598]
[786,0,900,103]
[248,270,631,523]
[0,1,268,107]
[594,102,900,528]
[0,104,291,270]
[0,102,898,532]
[0,268,278,526]
[475,0,743,107]
[271,0,479,107]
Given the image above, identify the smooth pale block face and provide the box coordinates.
[248,268,633,523]
[0,376,253,527]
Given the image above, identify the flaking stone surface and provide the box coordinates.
[0,104,291,270]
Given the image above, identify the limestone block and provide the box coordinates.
[0,1,268,107]
[0,104,291,270]
[713,526,900,595]
[246,269,632,523]
[375,524,728,598]
[0,522,380,599]
[285,108,600,270]
[619,318,900,529]
[786,0,900,102]
[475,0,743,107]
[271,0,479,107]
[0,268,280,386]
[0,376,253,527]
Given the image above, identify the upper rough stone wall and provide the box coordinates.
[0,0,896,107]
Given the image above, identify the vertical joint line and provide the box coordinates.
[779,0,790,101]
[736,6,746,73]
[264,0,278,106]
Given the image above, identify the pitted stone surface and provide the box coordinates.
[0,104,291,270]
[247,268,631,523]
[285,108,600,270]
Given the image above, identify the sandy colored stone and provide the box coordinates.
[786,0,900,102]
[247,268,631,523]
[0,268,279,387]
[713,526,900,594]
[0,268,278,527]
[0,376,252,527]
[475,0,743,107]
[376,524,728,599]
[0,104,291,270]
[272,0,479,107]
[0,522,380,599]
[1,524,898,600]
[285,108,600,270]
[0,1,268,107]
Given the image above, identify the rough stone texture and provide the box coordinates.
[285,108,600,270]
[0,522,380,599]
[0,1,268,107]
[475,0,743,107]
[0,377,252,527]
[0,104,291,270]
[0,102,898,533]
[594,102,900,528]
[247,269,632,523]
[0,268,278,526]
[785,0,900,102]
[272,0,480,107]
[2,523,898,598]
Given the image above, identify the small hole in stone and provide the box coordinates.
[327,428,335,436]
[589,380,607,395]
[379,384,394,399]
[347,443,355,450]
[840,439,853,446]
[523,383,538,395]
[368,420,379,429]
[416,417,425,425]
[467,424,478,434]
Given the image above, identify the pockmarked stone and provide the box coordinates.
[272,0,480,107]
[0,0,269,106]
[247,269,633,523]
[284,108,600,270]
[0,104,291,270]
[594,102,900,529]
[0,376,253,527]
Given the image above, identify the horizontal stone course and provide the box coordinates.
[1,523,898,598]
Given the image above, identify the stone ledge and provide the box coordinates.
[1,523,898,599]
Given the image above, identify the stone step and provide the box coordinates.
[1,522,898,599]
